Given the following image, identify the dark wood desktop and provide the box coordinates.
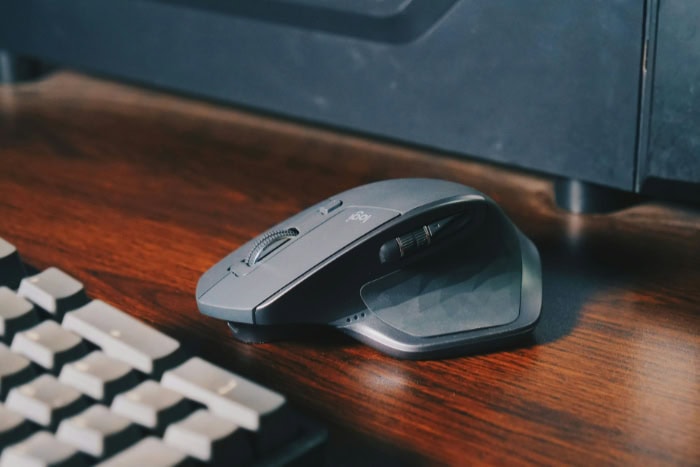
[1,73,698,465]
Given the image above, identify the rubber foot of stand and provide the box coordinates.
[0,51,49,83]
[555,179,639,214]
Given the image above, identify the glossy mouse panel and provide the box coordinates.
[195,178,542,359]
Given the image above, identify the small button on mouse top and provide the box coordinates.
[318,199,342,215]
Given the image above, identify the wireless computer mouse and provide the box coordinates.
[196,178,541,359]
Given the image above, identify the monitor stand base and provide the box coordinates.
[0,51,50,83]
[555,179,640,214]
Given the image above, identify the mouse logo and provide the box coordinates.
[346,210,372,224]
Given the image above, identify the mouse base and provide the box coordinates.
[227,321,325,344]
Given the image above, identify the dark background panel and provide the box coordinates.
[0,0,644,191]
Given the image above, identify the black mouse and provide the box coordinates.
[196,178,541,359]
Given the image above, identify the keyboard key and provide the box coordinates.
[161,357,285,429]
[0,402,34,451]
[0,431,86,467]
[0,343,36,399]
[161,357,295,451]
[0,237,26,290]
[63,300,182,376]
[59,351,139,403]
[0,287,38,343]
[11,320,88,373]
[111,380,192,434]
[5,374,88,430]
[17,267,89,317]
[56,405,141,459]
[96,437,191,467]
[163,409,253,464]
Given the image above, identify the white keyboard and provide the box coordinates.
[0,237,326,466]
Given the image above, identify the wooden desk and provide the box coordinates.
[1,73,698,465]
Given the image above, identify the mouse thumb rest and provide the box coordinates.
[338,227,541,359]
[196,180,542,359]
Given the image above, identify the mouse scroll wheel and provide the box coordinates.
[246,228,299,266]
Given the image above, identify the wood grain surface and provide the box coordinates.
[1,72,698,466]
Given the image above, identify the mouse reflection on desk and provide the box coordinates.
[196,178,542,359]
